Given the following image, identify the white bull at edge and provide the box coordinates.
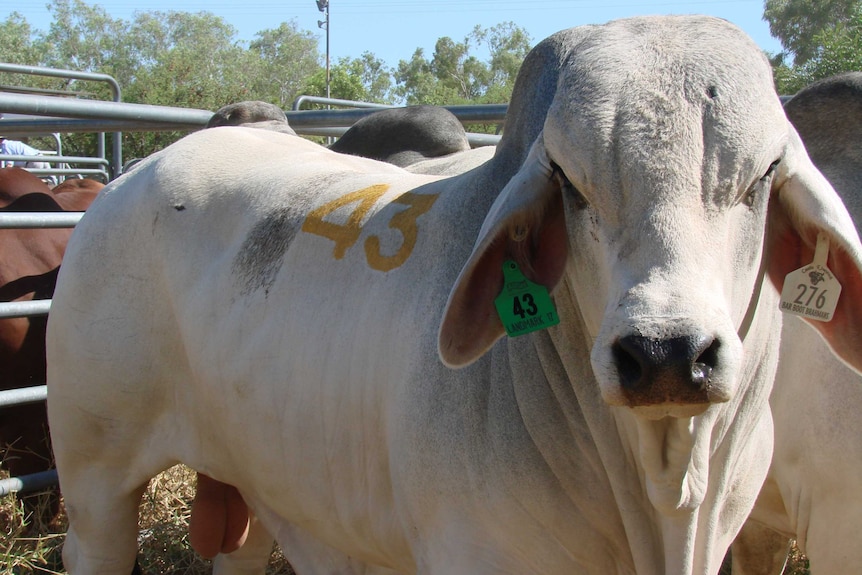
[731,72,862,575]
[46,15,862,575]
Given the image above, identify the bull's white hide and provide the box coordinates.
[47,16,862,575]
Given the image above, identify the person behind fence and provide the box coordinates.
[0,135,48,169]
[0,135,56,185]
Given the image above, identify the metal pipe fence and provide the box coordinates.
[0,92,504,145]
[0,63,123,177]
[292,95,394,110]
[0,153,110,181]
[0,299,52,320]
[0,202,78,495]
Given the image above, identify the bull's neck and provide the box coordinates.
[505,277,780,574]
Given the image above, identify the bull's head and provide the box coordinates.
[438,18,862,419]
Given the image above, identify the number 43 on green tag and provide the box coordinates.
[494,260,560,337]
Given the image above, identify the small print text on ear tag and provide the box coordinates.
[779,232,842,322]
[494,260,560,337]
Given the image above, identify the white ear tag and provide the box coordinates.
[779,233,842,322]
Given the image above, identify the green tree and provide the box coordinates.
[395,37,485,105]
[7,1,323,162]
[121,13,297,159]
[0,12,52,99]
[304,53,393,104]
[0,13,47,68]
[394,47,450,105]
[250,22,321,108]
[0,13,57,153]
[0,2,131,163]
[351,51,394,103]
[122,12,251,109]
[394,22,531,106]
[799,11,862,77]
[2,4,532,167]
[766,2,862,95]
[472,22,532,100]
[764,0,860,64]
[40,0,131,87]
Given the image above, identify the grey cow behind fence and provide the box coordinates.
[731,72,862,575]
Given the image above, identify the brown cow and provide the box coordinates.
[0,167,102,525]
[0,166,52,203]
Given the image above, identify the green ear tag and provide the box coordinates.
[494,260,560,337]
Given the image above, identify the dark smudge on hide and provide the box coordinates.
[232,207,298,295]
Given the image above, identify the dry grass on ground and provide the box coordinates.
[784,544,811,575]
[1,465,293,575]
[1,464,810,574]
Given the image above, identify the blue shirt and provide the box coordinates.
[0,138,44,167]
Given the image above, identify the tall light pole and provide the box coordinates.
[316,0,330,101]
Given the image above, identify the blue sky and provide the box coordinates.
[4,1,782,67]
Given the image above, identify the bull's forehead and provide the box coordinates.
[544,16,785,213]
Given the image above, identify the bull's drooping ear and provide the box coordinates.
[768,127,862,373]
[438,136,569,368]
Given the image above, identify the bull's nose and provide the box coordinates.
[612,334,721,406]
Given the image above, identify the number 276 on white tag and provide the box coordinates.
[779,233,842,322]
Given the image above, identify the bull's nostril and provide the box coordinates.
[613,340,643,389]
[691,338,720,389]
[691,363,712,388]
[695,338,720,369]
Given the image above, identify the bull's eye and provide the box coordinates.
[741,159,781,207]
[551,162,588,210]
[761,159,780,181]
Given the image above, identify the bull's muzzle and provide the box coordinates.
[613,334,724,407]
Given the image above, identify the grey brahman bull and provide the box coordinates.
[46,16,862,575]
[329,105,472,167]
[206,100,298,136]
